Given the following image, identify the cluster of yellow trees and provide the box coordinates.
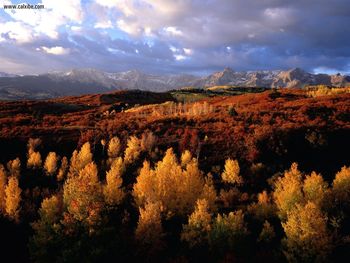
[306,85,350,97]
[0,134,349,262]
[128,101,215,118]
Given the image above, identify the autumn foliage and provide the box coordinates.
[0,89,349,262]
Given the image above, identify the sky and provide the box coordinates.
[0,0,349,75]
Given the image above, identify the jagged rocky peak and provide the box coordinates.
[223,67,235,73]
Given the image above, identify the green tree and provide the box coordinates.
[209,210,249,255]
[31,195,63,261]
[181,199,212,248]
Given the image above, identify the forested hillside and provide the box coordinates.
[0,87,350,262]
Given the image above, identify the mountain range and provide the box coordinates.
[0,67,349,100]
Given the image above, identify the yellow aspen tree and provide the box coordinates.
[69,142,93,176]
[135,202,164,250]
[107,136,121,160]
[181,199,212,248]
[57,156,68,182]
[103,157,125,206]
[0,164,7,214]
[44,152,58,176]
[332,166,350,202]
[180,150,192,168]
[221,159,243,185]
[152,148,183,216]
[7,158,21,178]
[63,162,103,227]
[124,135,141,164]
[27,149,42,169]
[133,161,156,206]
[303,171,328,207]
[282,202,331,262]
[28,138,41,150]
[273,163,304,219]
[180,158,205,215]
[5,176,21,222]
[200,173,217,213]
[27,138,42,169]
[133,148,206,218]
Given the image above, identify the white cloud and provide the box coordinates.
[183,48,193,55]
[0,22,33,43]
[164,26,183,36]
[40,46,70,55]
[94,20,113,29]
[71,26,83,32]
[3,0,84,40]
[169,46,179,53]
[116,19,141,35]
[174,54,186,61]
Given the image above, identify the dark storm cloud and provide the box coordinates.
[0,0,349,74]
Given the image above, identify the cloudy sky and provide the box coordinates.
[0,0,349,75]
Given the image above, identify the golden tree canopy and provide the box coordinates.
[7,158,21,178]
[107,136,121,159]
[69,142,93,176]
[103,157,125,206]
[44,152,59,176]
[221,159,243,185]
[282,201,331,262]
[133,148,206,217]
[0,164,7,214]
[5,176,21,222]
[303,171,328,206]
[273,163,304,219]
[63,162,103,227]
[333,166,350,202]
[124,135,142,164]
